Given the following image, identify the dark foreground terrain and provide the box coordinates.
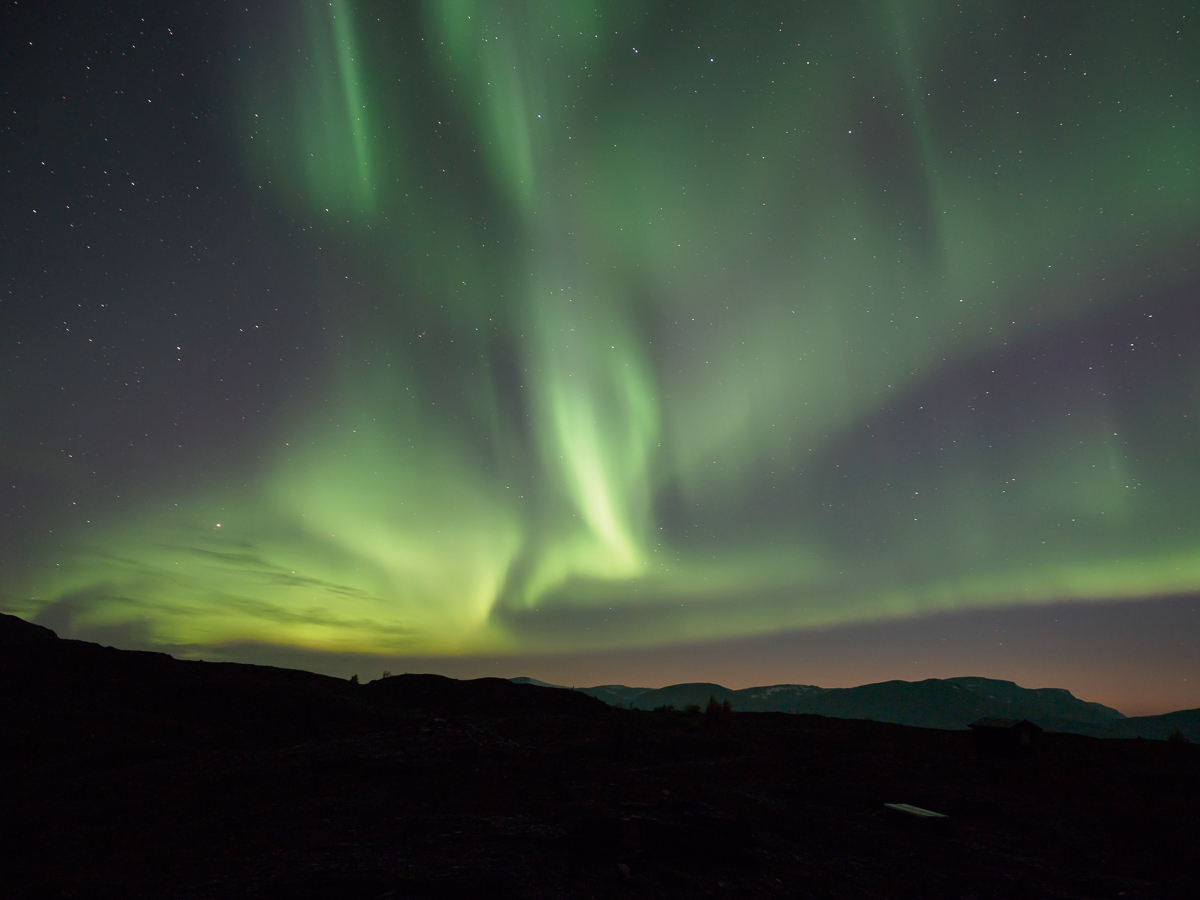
[2,614,1197,898]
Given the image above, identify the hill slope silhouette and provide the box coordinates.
[3,613,1198,899]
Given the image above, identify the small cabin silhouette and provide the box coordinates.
[968,717,1043,755]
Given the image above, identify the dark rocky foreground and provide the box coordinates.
[2,614,1197,898]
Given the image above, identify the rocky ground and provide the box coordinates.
[2,617,1197,898]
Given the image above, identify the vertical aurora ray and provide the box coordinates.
[518,275,660,602]
[328,0,373,205]
[11,1,1200,657]
[417,0,660,600]
[280,0,377,212]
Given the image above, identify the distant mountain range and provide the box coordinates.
[511,676,1200,741]
[3,610,1194,742]
[5,613,1199,898]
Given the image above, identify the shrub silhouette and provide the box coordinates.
[705,695,733,723]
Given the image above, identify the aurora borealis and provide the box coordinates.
[2,1,1199,710]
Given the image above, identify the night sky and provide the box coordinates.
[3,1,1198,714]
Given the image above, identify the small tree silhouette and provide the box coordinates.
[349,673,359,684]
[704,695,733,723]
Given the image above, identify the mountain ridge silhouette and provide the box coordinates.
[3,612,1199,898]
[1,612,1192,741]
[511,675,1200,740]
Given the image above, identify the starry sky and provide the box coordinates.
[3,1,1198,714]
